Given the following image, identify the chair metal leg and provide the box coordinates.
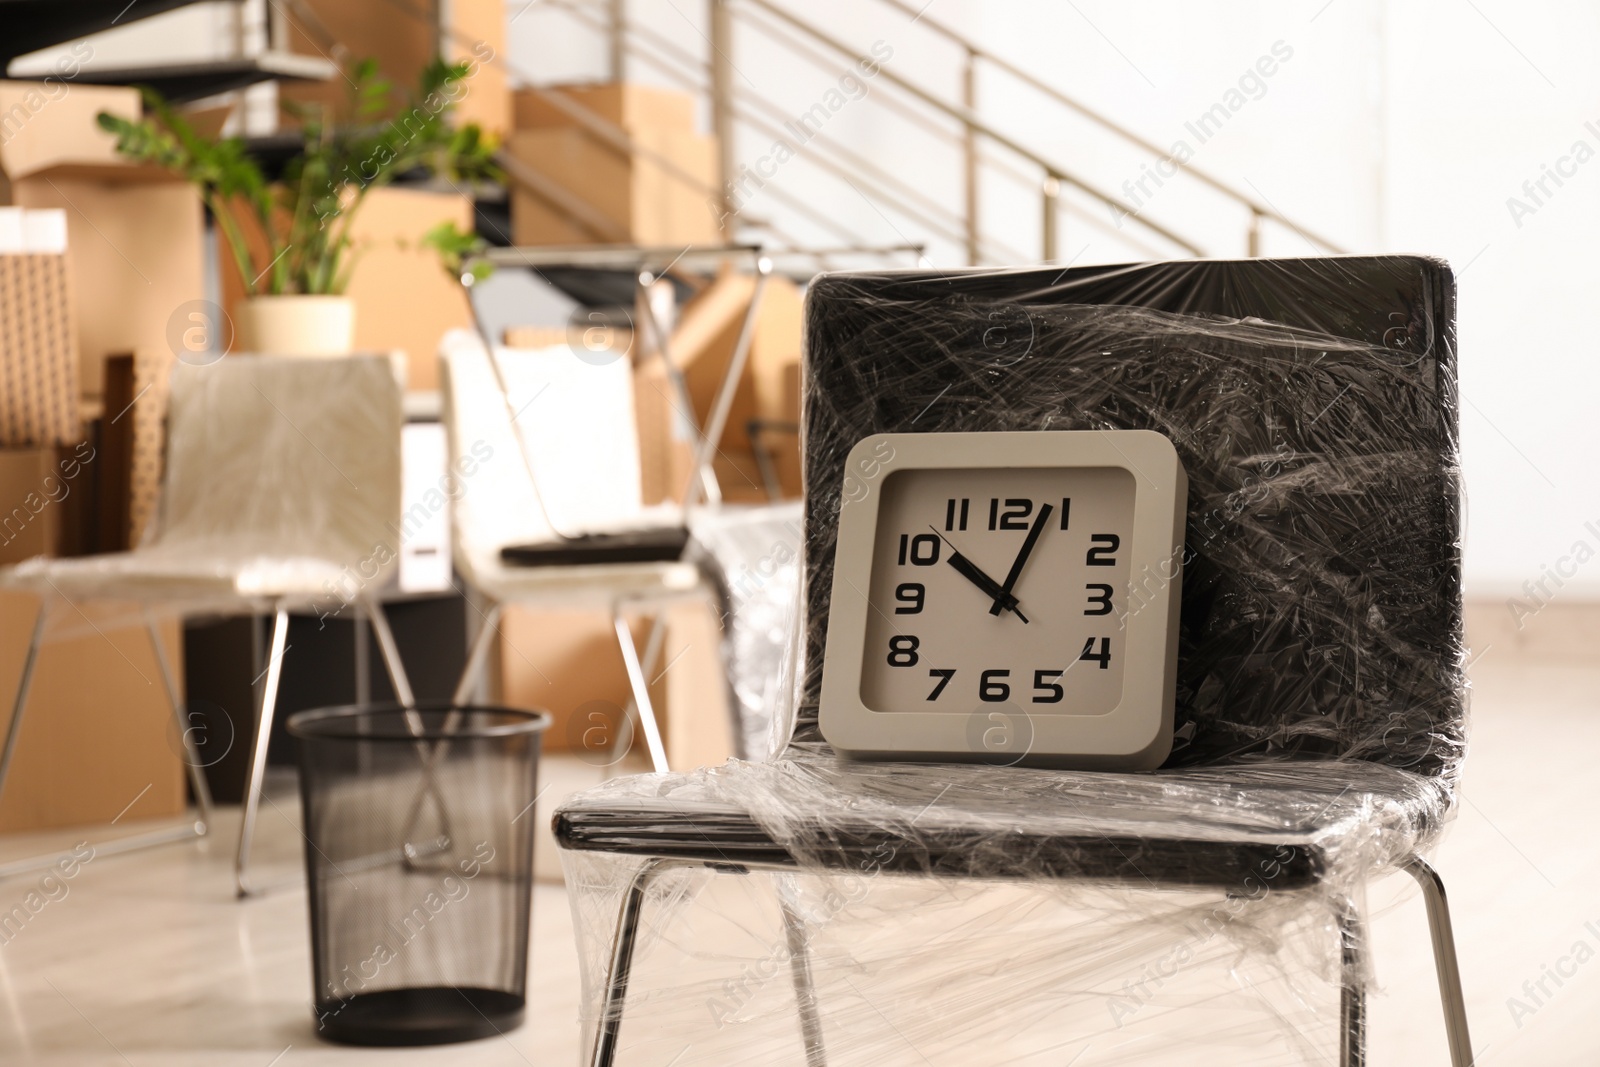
[451,602,504,709]
[613,608,668,773]
[364,597,461,870]
[365,599,415,709]
[0,603,47,812]
[0,603,210,882]
[779,879,828,1067]
[591,857,677,1067]
[635,275,722,509]
[145,611,212,835]
[352,602,371,707]
[236,606,289,898]
[683,263,770,509]
[1405,856,1475,1067]
[1338,900,1366,1067]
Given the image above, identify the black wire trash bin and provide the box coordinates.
[288,703,551,1046]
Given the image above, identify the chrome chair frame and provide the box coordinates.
[0,594,414,897]
[582,853,1472,1067]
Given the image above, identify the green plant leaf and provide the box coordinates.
[101,56,504,296]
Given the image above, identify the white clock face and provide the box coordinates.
[859,466,1135,715]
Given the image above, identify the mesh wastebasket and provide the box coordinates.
[288,703,551,1046]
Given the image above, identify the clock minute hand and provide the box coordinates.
[989,502,1054,616]
[929,527,1029,624]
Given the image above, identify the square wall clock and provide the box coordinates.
[820,430,1187,770]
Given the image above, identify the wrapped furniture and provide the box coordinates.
[439,328,702,770]
[0,355,408,896]
[553,256,1470,1065]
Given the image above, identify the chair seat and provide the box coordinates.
[555,755,1450,892]
[458,501,704,607]
[0,548,348,604]
[466,556,703,607]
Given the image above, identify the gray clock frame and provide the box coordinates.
[820,429,1188,770]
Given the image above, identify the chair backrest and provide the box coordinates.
[794,256,1464,779]
[152,354,401,570]
[437,329,644,585]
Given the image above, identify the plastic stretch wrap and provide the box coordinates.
[556,257,1464,1064]
[684,501,805,760]
[1,355,401,617]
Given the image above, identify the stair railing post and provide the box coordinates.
[1041,173,1061,263]
[609,0,627,82]
[963,47,979,266]
[710,0,737,227]
[1247,207,1263,257]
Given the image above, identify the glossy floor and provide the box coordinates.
[0,624,1593,1065]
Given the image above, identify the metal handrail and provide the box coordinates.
[589,0,1167,263]
[543,0,1021,260]
[734,0,1204,257]
[722,4,1165,261]
[481,243,765,271]
[867,0,1343,254]
[548,0,1205,263]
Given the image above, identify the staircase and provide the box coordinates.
[513,0,1342,268]
[6,0,1344,267]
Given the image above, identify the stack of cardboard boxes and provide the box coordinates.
[0,80,194,832]
[506,83,720,247]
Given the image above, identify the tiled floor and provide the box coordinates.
[0,625,1593,1065]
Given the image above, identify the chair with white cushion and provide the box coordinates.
[0,355,410,896]
[439,329,706,771]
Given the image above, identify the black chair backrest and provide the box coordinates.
[795,256,1462,779]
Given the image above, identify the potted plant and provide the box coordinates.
[98,59,501,355]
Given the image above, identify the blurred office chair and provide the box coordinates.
[0,355,409,897]
[438,246,776,771]
[438,328,706,771]
[554,257,1475,1067]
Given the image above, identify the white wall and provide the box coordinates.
[511,0,1600,604]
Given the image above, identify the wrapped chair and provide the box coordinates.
[554,256,1474,1067]
[439,329,706,770]
[0,355,409,897]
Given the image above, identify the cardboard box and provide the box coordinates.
[497,600,733,768]
[448,0,512,137]
[656,269,804,501]
[512,83,696,135]
[10,173,204,403]
[498,606,637,755]
[0,439,98,562]
[342,187,476,392]
[652,593,736,769]
[0,592,187,833]
[634,355,698,506]
[503,324,635,355]
[508,125,719,247]
[9,172,205,543]
[280,0,510,137]
[0,251,79,449]
[710,449,776,505]
[0,81,141,184]
[0,449,67,562]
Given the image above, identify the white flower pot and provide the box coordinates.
[236,295,356,357]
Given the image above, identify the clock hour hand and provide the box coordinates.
[929,526,1029,623]
[989,502,1054,616]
